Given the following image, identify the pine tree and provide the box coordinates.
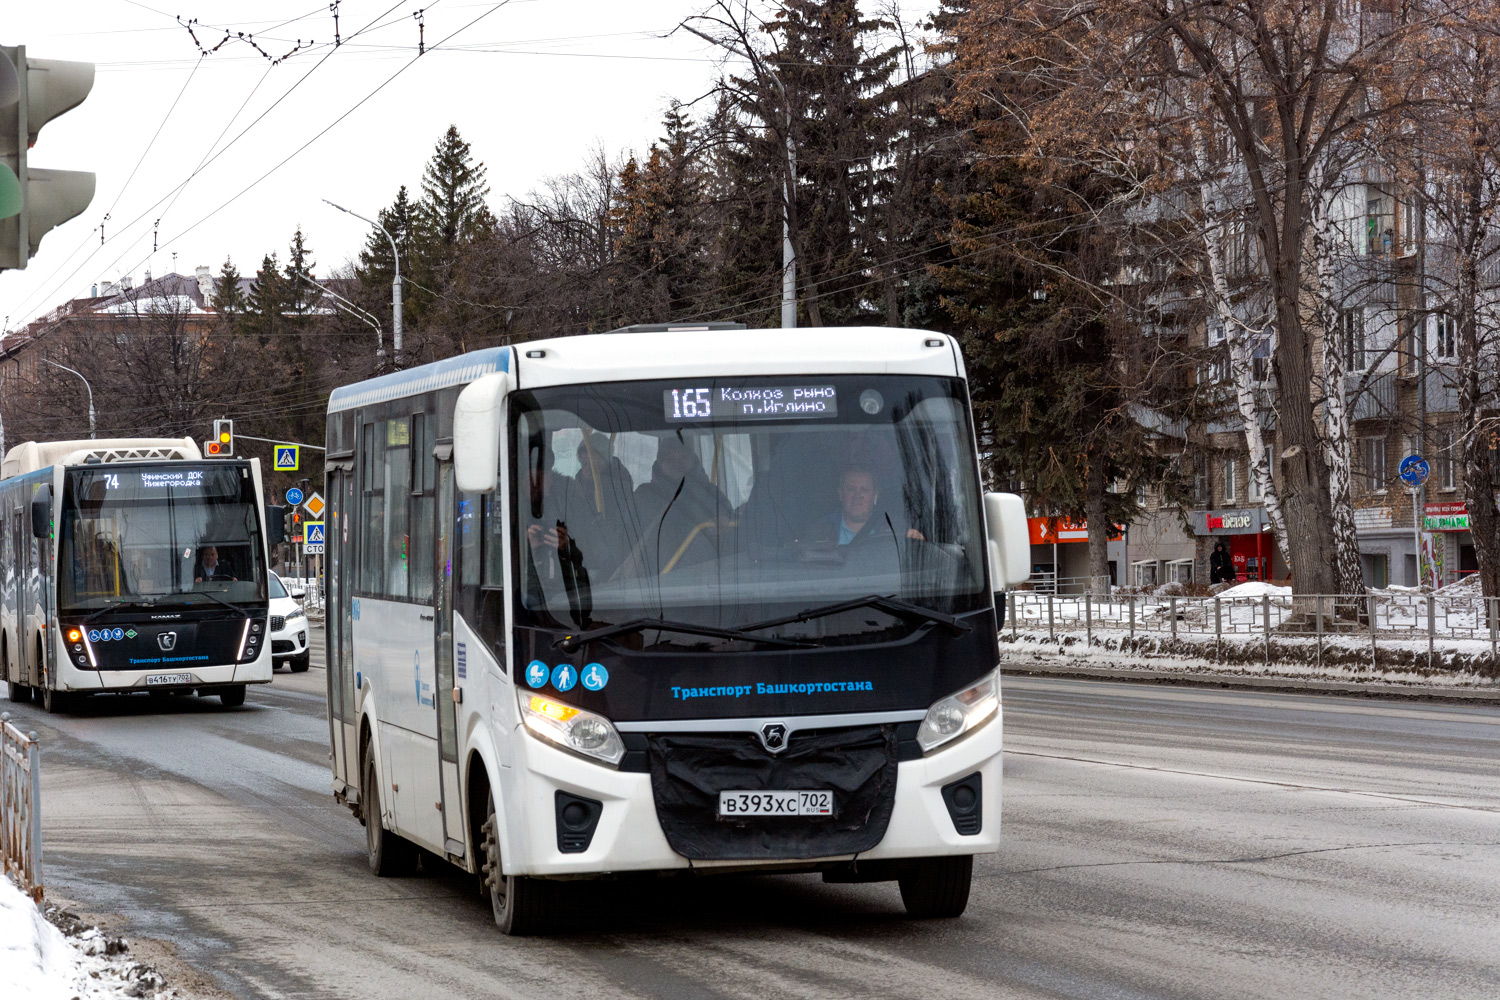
[209,257,246,319]
[283,226,318,316]
[416,125,493,275]
[357,185,416,289]
[244,253,289,346]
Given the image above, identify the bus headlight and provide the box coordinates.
[916,669,999,754]
[517,690,625,767]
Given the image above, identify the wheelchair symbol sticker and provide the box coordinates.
[581,662,608,691]
[525,660,549,689]
[551,663,577,692]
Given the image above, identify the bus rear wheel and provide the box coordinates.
[481,789,557,936]
[6,681,29,704]
[362,750,416,877]
[898,855,974,919]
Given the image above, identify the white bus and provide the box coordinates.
[0,438,281,712]
[323,327,1030,934]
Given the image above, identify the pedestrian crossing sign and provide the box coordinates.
[274,445,300,471]
[305,521,325,554]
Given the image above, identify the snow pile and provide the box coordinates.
[0,878,178,1000]
[1214,581,1292,600]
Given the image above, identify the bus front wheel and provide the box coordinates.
[481,789,556,936]
[41,685,70,715]
[898,855,974,919]
[219,685,247,707]
[362,751,415,877]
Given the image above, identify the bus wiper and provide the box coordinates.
[189,589,249,617]
[740,595,972,637]
[555,618,818,652]
[80,599,157,623]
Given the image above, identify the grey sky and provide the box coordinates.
[1,0,940,333]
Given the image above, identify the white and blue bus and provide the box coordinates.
[323,326,1030,933]
[1,437,280,712]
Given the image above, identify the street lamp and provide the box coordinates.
[323,199,402,369]
[43,360,94,439]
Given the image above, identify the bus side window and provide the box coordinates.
[459,493,480,588]
[360,420,386,595]
[482,494,504,589]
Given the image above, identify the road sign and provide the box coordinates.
[305,520,325,555]
[302,491,325,518]
[1399,454,1429,487]
[285,487,304,506]
[273,445,300,472]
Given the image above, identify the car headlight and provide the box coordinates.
[286,608,305,621]
[516,689,625,767]
[915,669,999,754]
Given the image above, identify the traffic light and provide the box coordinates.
[206,418,234,457]
[0,46,97,271]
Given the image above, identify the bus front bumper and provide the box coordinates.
[50,642,274,693]
[506,713,1002,878]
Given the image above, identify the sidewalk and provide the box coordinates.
[1000,641,1500,703]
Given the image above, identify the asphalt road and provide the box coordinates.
[4,631,1498,999]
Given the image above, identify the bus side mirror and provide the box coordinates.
[265,505,287,546]
[30,486,52,539]
[454,371,512,493]
[984,492,1030,589]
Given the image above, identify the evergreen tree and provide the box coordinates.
[244,253,289,346]
[357,185,417,289]
[416,125,493,275]
[209,257,246,319]
[284,226,318,316]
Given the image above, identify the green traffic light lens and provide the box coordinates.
[0,165,20,221]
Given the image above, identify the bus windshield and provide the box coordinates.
[58,464,267,611]
[511,375,987,644]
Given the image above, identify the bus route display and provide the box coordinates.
[664,385,838,421]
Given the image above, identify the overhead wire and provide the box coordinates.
[6,0,419,324]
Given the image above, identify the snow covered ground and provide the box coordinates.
[0,877,178,1000]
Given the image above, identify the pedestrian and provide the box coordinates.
[1209,541,1233,585]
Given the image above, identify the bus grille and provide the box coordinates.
[644,724,899,861]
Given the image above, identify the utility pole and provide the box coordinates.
[323,199,401,369]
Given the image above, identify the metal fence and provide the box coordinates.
[1005,590,1500,668]
[1,713,42,906]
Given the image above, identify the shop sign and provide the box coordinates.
[1190,507,1268,536]
[1423,501,1469,532]
[1027,517,1123,545]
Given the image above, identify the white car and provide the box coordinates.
[268,572,310,673]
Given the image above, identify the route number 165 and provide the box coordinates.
[671,387,712,419]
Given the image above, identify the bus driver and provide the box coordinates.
[825,466,924,546]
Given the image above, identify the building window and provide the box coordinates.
[1433,313,1457,362]
[1439,429,1457,490]
[1208,319,1226,345]
[1250,338,1271,383]
[1222,457,1237,504]
[1194,460,1210,506]
[1402,196,1419,254]
[1362,436,1387,493]
[1404,315,1422,373]
[1339,309,1366,371]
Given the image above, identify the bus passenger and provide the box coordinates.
[631,435,732,572]
[524,443,591,625]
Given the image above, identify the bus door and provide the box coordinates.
[13,507,31,686]
[326,464,356,791]
[433,457,465,859]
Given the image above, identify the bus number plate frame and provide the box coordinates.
[718,790,834,818]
